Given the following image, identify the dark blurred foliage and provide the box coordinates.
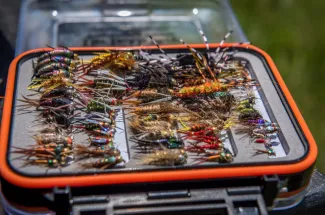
[231,0,325,171]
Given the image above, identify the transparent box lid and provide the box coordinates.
[16,0,246,54]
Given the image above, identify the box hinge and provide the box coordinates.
[53,186,71,215]
[262,174,280,208]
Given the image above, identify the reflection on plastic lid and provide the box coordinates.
[117,10,132,17]
[52,10,58,17]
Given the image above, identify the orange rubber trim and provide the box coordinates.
[0,44,317,188]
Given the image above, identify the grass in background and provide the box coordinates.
[231,0,325,171]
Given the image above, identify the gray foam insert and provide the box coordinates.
[7,50,307,177]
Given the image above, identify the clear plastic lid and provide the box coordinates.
[16,0,246,54]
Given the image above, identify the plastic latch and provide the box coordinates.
[71,187,270,215]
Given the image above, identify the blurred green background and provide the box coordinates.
[230,0,325,171]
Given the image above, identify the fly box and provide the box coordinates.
[0,44,317,215]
